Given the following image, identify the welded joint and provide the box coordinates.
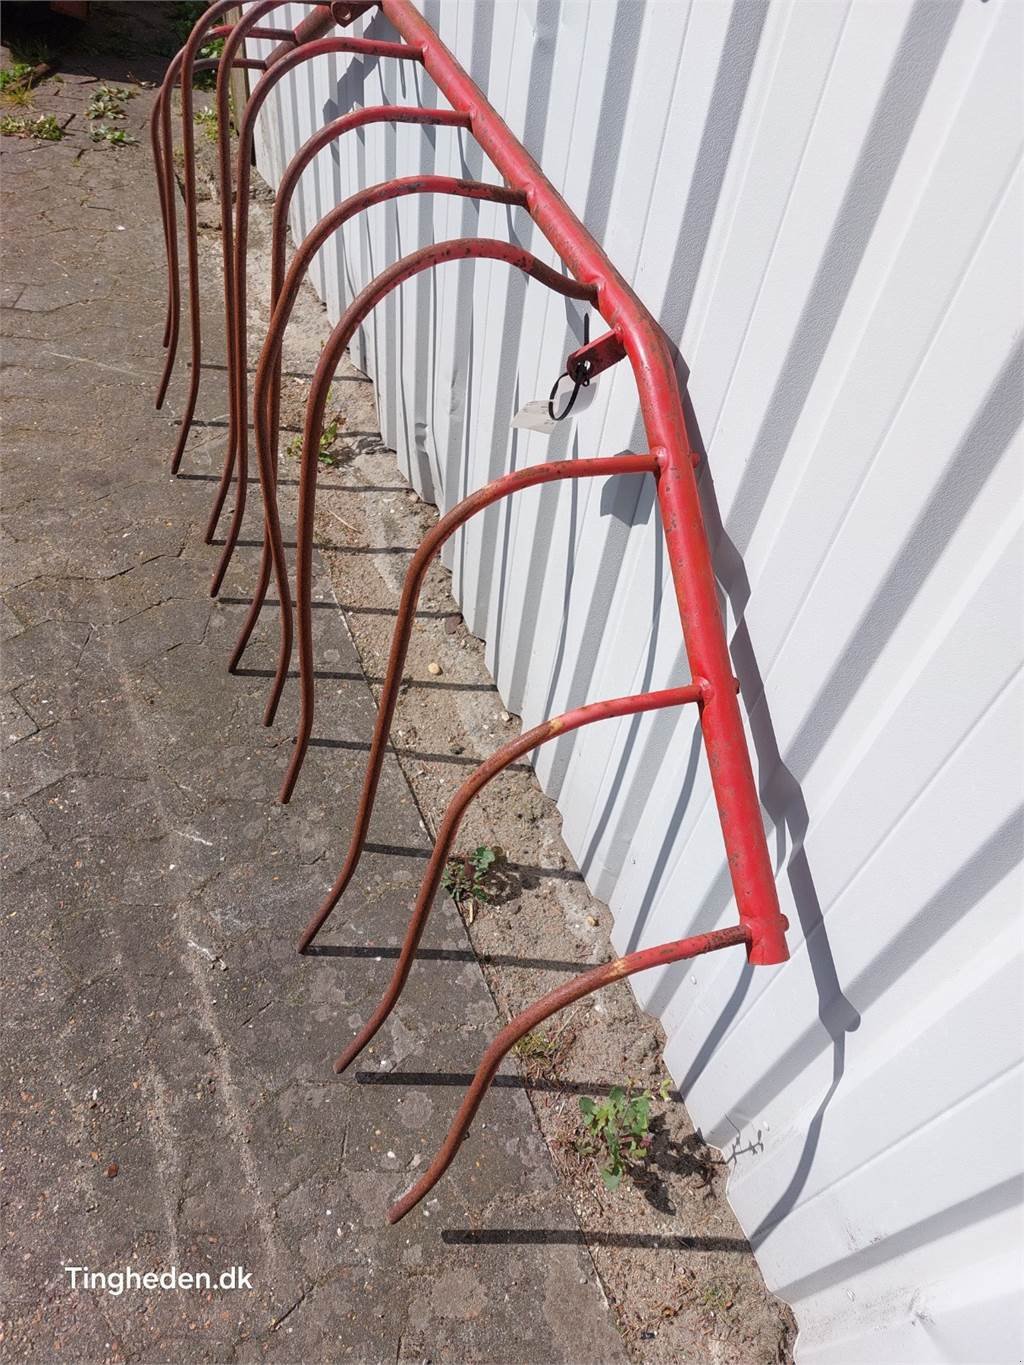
[694,676,742,704]
[653,442,701,472]
[331,1,379,23]
[566,327,626,385]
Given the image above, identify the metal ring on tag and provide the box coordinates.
[548,367,585,421]
[547,313,591,421]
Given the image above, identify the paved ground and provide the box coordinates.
[0,22,627,1363]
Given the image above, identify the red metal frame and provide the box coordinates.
[155,0,790,1227]
[382,0,788,961]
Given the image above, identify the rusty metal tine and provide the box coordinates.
[282,452,652,812]
[202,0,292,557]
[152,50,264,410]
[229,170,523,684]
[238,119,470,637]
[279,449,647,811]
[386,924,750,1223]
[278,240,599,804]
[154,53,268,405]
[149,63,174,356]
[167,0,242,476]
[214,25,297,42]
[166,5,338,477]
[328,684,706,1069]
[207,39,427,598]
[152,50,186,408]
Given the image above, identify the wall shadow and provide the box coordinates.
[442,1227,751,1252]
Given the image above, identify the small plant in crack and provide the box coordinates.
[285,409,346,468]
[89,124,137,147]
[86,84,136,122]
[442,845,502,922]
[0,63,33,90]
[193,105,218,142]
[515,1009,580,1080]
[513,1030,560,1076]
[699,1282,735,1314]
[514,1030,557,1064]
[576,1077,672,1191]
[1,113,63,141]
[0,63,35,106]
[317,415,346,466]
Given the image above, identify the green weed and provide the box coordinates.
[86,84,136,122]
[1,113,63,141]
[577,1078,672,1191]
[0,63,35,105]
[285,412,346,468]
[88,124,137,147]
[442,845,501,921]
[193,105,217,141]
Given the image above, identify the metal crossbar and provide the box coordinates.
[153,0,790,1225]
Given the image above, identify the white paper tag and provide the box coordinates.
[511,399,557,435]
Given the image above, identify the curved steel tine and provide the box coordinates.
[165,3,337,475]
[207,35,425,592]
[152,48,186,409]
[153,52,268,410]
[386,924,751,1223]
[328,684,706,1070]
[280,238,598,804]
[149,60,175,360]
[166,0,242,476]
[228,169,521,686]
[203,0,294,555]
[218,112,469,617]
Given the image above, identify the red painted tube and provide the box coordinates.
[279,240,599,803]
[152,1,238,425]
[204,0,293,554]
[283,443,652,933]
[328,684,706,1070]
[228,170,524,679]
[163,3,337,475]
[210,79,431,597]
[387,923,750,1223]
[280,443,648,820]
[207,36,425,594]
[150,47,271,405]
[379,0,788,967]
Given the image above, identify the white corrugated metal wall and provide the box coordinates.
[246,2,1024,1358]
